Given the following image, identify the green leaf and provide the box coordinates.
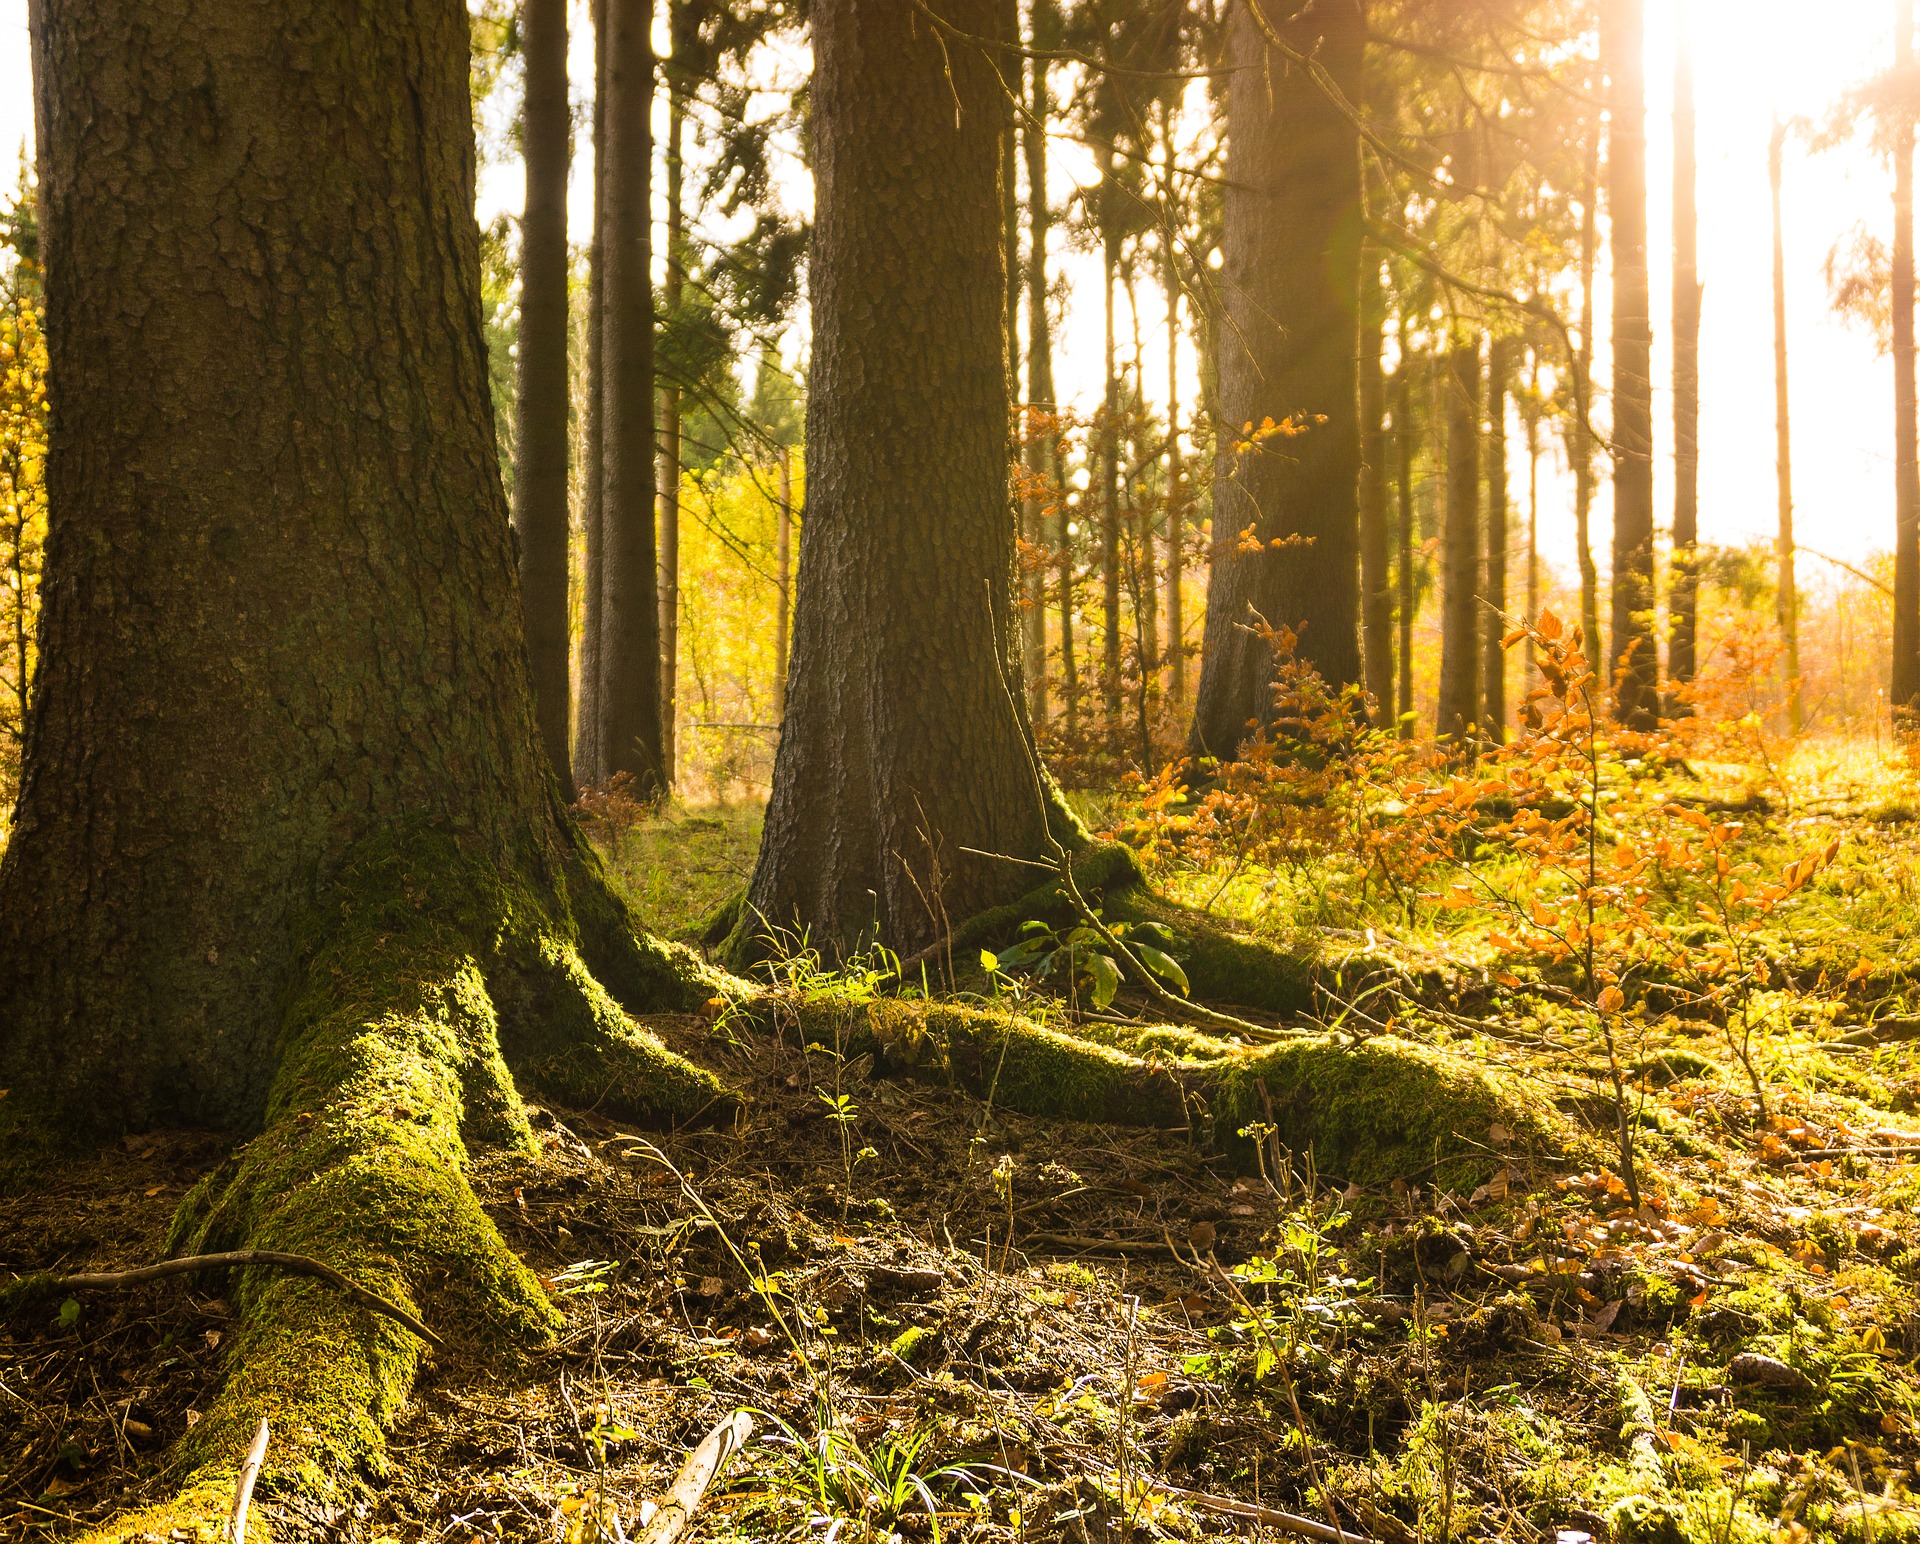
[980,947,1001,972]
[1088,951,1121,1010]
[55,1298,80,1330]
[1018,919,1054,937]
[1134,945,1189,996]
[1131,921,1177,949]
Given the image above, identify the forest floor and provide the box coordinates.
[9,733,1920,1544]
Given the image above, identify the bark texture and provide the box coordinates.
[513,0,575,797]
[1898,0,1920,720]
[734,0,1073,962]
[1437,336,1482,741]
[1359,262,1393,715]
[1770,117,1802,733]
[1605,0,1658,725]
[1482,337,1511,741]
[1188,0,1365,763]
[574,0,610,780]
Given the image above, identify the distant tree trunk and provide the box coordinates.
[512,0,574,798]
[1101,175,1123,731]
[1188,0,1365,762]
[1164,218,1186,707]
[1669,0,1701,692]
[1126,262,1158,765]
[1525,349,1542,682]
[1359,258,1394,714]
[1396,339,1416,737]
[574,0,609,781]
[1007,0,1045,721]
[658,9,690,789]
[775,446,792,721]
[1482,337,1511,741]
[1894,0,1920,720]
[1574,121,1602,660]
[1770,116,1803,733]
[1437,335,1482,741]
[736,0,1070,961]
[1606,0,1658,726]
[598,0,662,792]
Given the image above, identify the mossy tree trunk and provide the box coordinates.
[1188,0,1365,764]
[3,0,729,1529]
[732,0,1076,964]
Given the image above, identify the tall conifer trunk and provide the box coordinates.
[1894,0,1920,720]
[3,0,725,1521]
[1437,335,1482,741]
[1188,0,1364,763]
[658,3,691,789]
[735,0,1070,961]
[1482,337,1511,740]
[574,0,610,781]
[1396,342,1417,737]
[1574,123,1602,657]
[1669,0,1701,691]
[1101,177,1124,731]
[598,0,662,791]
[1770,116,1803,733]
[1606,0,1658,724]
[513,0,574,797]
[1165,216,1186,706]
[1360,260,1394,714]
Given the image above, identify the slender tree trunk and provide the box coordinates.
[737,0,1069,961]
[574,0,610,782]
[1396,340,1416,737]
[4,3,723,1521]
[1025,4,1075,736]
[1188,0,1365,762]
[513,0,574,798]
[1164,216,1186,707]
[775,446,792,721]
[1575,122,1602,659]
[1770,116,1803,733]
[1482,337,1511,741]
[1669,0,1701,692]
[657,17,688,789]
[1606,0,1658,725]
[1894,0,1920,720]
[1126,261,1157,764]
[1359,256,1393,716]
[1438,335,1483,741]
[1526,352,1542,682]
[1006,0,1045,720]
[1101,183,1123,731]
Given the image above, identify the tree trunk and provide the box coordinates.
[1026,5,1075,737]
[1606,0,1658,726]
[1669,0,1700,691]
[1359,257,1394,715]
[513,0,574,798]
[1164,209,1186,707]
[1895,0,1919,721]
[1482,337,1511,741]
[775,446,793,722]
[1188,0,1364,763]
[1007,0,1045,722]
[734,0,1071,962]
[1526,351,1542,682]
[1574,122,1602,659]
[1437,335,1483,741]
[574,0,610,782]
[599,0,663,792]
[1101,182,1123,731]
[1396,341,1416,737]
[4,0,726,1523]
[1770,116,1803,733]
[658,11,689,790]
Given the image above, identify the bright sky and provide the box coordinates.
[0,0,1909,574]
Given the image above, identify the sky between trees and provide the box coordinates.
[0,0,1908,572]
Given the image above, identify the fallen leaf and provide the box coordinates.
[1187,1221,1217,1252]
[1588,1299,1623,1332]
[1489,1123,1514,1147]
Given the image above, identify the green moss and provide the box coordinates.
[1212,1034,1559,1187]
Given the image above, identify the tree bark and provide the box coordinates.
[1101,175,1123,731]
[1770,116,1803,733]
[574,0,610,781]
[598,0,663,792]
[1188,0,1365,763]
[1606,0,1658,726]
[735,0,1072,961]
[1396,341,1416,737]
[775,446,792,722]
[1359,257,1394,715]
[1164,205,1186,708]
[1482,337,1511,741]
[4,0,727,1522]
[1437,335,1482,741]
[1669,0,1700,691]
[513,0,574,798]
[658,6,690,790]
[1895,0,1920,721]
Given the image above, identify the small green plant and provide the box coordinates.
[983,915,1187,1012]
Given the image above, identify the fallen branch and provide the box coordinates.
[1161,1481,1377,1544]
[44,1250,444,1351]
[1825,1020,1920,1049]
[636,1410,756,1544]
[1021,1231,1180,1257]
[228,1417,270,1544]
